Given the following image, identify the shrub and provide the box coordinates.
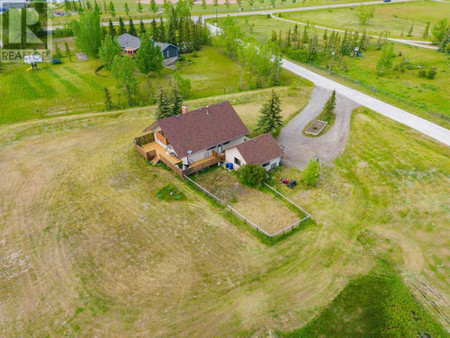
[418,69,427,78]
[302,159,320,186]
[288,49,309,63]
[426,70,437,79]
[237,164,267,188]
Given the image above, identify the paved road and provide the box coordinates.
[281,59,450,146]
[278,87,359,168]
[270,14,437,50]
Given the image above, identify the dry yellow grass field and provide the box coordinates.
[0,92,448,335]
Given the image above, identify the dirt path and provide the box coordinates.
[278,86,359,169]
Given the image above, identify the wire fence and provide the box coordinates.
[183,175,222,203]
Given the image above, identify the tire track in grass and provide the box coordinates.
[63,66,103,91]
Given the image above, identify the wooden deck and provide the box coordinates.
[141,142,181,165]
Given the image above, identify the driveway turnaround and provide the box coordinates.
[278,87,359,169]
[281,59,450,147]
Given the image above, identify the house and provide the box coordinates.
[0,0,29,11]
[134,101,284,176]
[225,133,284,171]
[117,33,179,60]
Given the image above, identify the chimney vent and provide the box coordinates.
[181,105,188,114]
[206,106,209,115]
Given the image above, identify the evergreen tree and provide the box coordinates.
[302,26,309,43]
[168,20,177,44]
[94,0,101,13]
[257,90,283,135]
[65,41,72,62]
[151,0,158,13]
[137,0,143,13]
[225,0,231,8]
[151,19,158,40]
[109,0,115,17]
[139,19,146,36]
[323,29,328,41]
[104,87,113,110]
[54,43,62,59]
[108,18,116,36]
[159,17,166,41]
[407,24,414,37]
[322,90,336,121]
[124,2,129,15]
[128,18,137,36]
[103,0,108,13]
[171,85,183,115]
[119,17,126,35]
[201,0,206,9]
[156,88,173,119]
[423,21,430,38]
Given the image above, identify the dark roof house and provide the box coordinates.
[234,133,284,165]
[117,33,179,59]
[144,101,249,159]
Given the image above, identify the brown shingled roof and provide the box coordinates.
[235,133,283,165]
[144,101,249,158]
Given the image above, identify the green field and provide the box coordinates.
[281,1,450,40]
[280,267,447,336]
[0,90,448,335]
[0,44,300,124]
[214,15,450,127]
[51,0,377,24]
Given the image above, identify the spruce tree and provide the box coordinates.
[109,0,115,17]
[201,0,206,9]
[128,18,137,36]
[108,19,116,36]
[423,21,430,38]
[159,17,166,41]
[151,0,158,13]
[119,17,126,35]
[156,88,173,119]
[137,0,143,13]
[407,24,414,37]
[171,85,183,115]
[257,90,283,135]
[124,3,129,15]
[302,26,309,43]
[151,19,158,40]
[168,20,177,44]
[138,20,145,36]
[104,87,113,110]
[322,90,336,121]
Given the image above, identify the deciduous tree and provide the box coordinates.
[99,35,122,70]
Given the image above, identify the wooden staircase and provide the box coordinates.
[150,154,160,165]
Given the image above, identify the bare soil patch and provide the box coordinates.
[192,169,301,235]
[305,120,327,136]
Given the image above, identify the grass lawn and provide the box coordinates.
[191,168,304,235]
[280,0,450,40]
[280,266,447,337]
[0,44,300,124]
[51,0,377,24]
[0,98,448,335]
[215,15,450,127]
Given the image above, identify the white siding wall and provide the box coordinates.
[261,156,282,171]
[224,147,246,170]
[180,135,247,165]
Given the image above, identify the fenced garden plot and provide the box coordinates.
[190,169,311,237]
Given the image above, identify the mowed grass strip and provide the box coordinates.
[281,1,450,40]
[0,103,448,335]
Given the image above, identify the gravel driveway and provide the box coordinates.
[278,86,359,169]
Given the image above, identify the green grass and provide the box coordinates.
[0,101,448,335]
[280,1,450,40]
[0,44,298,124]
[279,266,447,337]
[214,15,450,127]
[156,184,186,201]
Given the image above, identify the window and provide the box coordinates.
[234,157,241,165]
[262,162,270,167]
[207,146,216,151]
[223,141,230,145]
[271,163,277,169]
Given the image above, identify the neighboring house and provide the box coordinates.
[134,101,284,176]
[0,0,29,11]
[116,33,179,60]
[225,133,284,171]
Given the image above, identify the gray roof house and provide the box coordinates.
[117,33,179,61]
